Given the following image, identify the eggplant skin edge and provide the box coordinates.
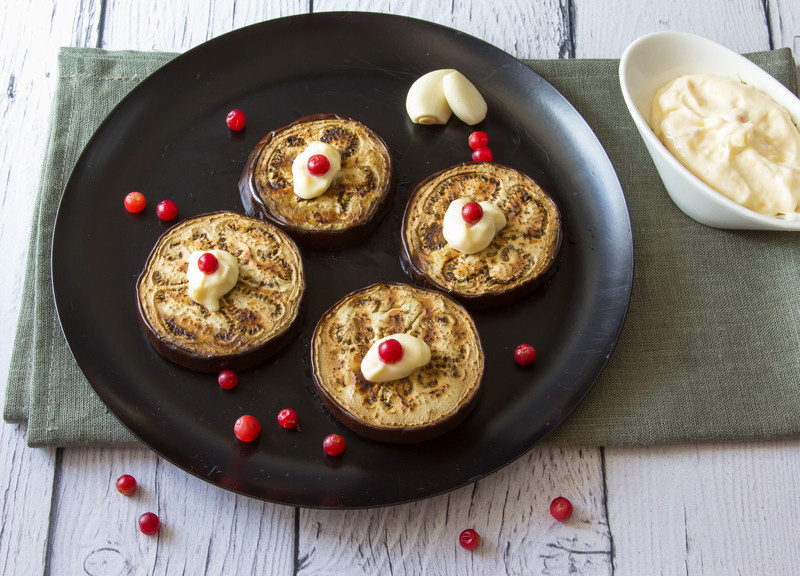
[238,113,396,251]
[135,211,306,374]
[310,281,485,444]
[399,161,563,309]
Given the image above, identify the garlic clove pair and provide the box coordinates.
[406,69,487,125]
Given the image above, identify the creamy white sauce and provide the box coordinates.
[650,74,800,218]
[442,198,506,254]
[186,250,239,312]
[291,141,342,199]
[360,334,431,383]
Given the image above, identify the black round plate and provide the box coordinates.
[52,12,633,508]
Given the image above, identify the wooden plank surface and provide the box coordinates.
[606,440,800,575]
[298,447,610,575]
[2,0,800,574]
[573,0,771,56]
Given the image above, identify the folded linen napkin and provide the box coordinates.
[4,46,799,447]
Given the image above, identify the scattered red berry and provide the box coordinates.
[468,131,489,150]
[217,369,238,390]
[459,528,481,550]
[471,146,493,162]
[115,474,137,496]
[277,408,298,429]
[514,343,537,366]
[307,154,330,176]
[323,434,345,456]
[123,191,146,213]
[156,199,178,221]
[226,109,246,131]
[461,201,484,224]
[234,415,261,442]
[550,496,573,521]
[138,512,160,535]
[197,252,219,275]
[377,338,404,364]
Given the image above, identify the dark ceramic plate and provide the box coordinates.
[52,12,633,508]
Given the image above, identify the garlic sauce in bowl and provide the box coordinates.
[619,31,800,230]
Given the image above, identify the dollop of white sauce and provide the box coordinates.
[650,74,800,218]
[360,334,431,383]
[291,141,342,200]
[442,198,507,254]
[186,250,239,312]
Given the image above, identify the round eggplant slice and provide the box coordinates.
[136,211,305,372]
[311,282,484,443]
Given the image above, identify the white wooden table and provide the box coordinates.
[2,1,800,574]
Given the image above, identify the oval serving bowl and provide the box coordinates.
[619,30,800,230]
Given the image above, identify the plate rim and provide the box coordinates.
[51,11,634,508]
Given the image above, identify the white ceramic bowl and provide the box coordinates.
[619,31,800,230]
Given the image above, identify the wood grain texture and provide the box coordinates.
[605,441,800,575]
[770,0,800,48]
[0,423,56,576]
[298,447,609,575]
[48,448,296,576]
[0,0,100,414]
[100,0,307,51]
[315,0,569,58]
[0,2,96,572]
[769,0,800,87]
[573,0,771,57]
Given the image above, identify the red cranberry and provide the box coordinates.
[218,369,238,390]
[197,252,219,274]
[307,154,330,176]
[550,496,573,521]
[226,109,246,131]
[471,146,493,162]
[123,192,146,213]
[323,434,345,456]
[468,131,489,150]
[377,338,404,364]
[459,528,481,550]
[138,512,160,535]
[514,344,537,366]
[156,199,178,221]
[277,408,298,429]
[115,474,137,496]
[234,415,261,442]
[461,201,483,224]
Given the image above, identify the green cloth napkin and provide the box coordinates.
[4,46,799,447]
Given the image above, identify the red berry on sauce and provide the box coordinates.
[123,191,146,213]
[138,512,160,535]
[459,528,481,550]
[277,408,298,429]
[156,199,178,221]
[115,474,137,496]
[514,344,536,366]
[468,131,489,150]
[471,146,493,162]
[307,154,330,176]
[377,338,404,364]
[323,434,345,456]
[197,252,219,275]
[550,496,573,521]
[461,201,484,224]
[226,109,246,131]
[218,369,238,390]
[234,415,261,442]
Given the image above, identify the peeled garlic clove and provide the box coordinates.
[406,69,456,124]
[442,71,487,125]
